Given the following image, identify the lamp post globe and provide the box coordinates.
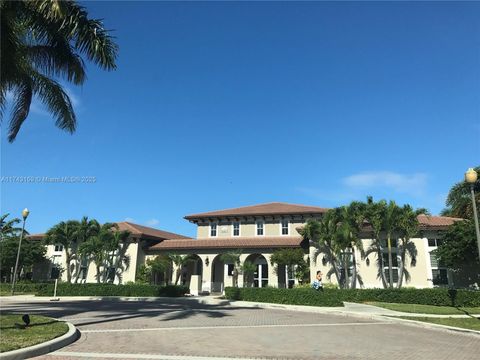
[465,168,478,184]
[22,208,30,220]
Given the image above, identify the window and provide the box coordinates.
[107,267,116,282]
[210,223,217,237]
[79,257,88,280]
[51,255,61,279]
[381,247,399,285]
[428,238,443,247]
[54,244,63,252]
[281,220,289,235]
[428,238,449,287]
[233,222,240,236]
[432,269,448,286]
[256,221,264,236]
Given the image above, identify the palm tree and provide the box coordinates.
[364,197,389,288]
[168,254,194,285]
[0,214,22,240]
[240,261,257,287]
[382,200,402,288]
[1,0,118,142]
[220,250,243,287]
[108,229,132,284]
[396,205,428,288]
[441,166,480,218]
[78,222,116,283]
[45,220,80,283]
[300,212,344,288]
[73,217,100,282]
[336,202,366,289]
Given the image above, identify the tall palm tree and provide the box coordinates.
[441,166,480,219]
[106,227,131,284]
[301,212,344,287]
[220,250,243,287]
[336,202,366,289]
[1,0,118,142]
[78,222,116,283]
[45,220,80,282]
[364,197,389,288]
[396,205,428,288]
[168,254,194,285]
[0,214,22,240]
[382,200,401,288]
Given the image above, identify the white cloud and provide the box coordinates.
[145,218,160,227]
[124,217,136,223]
[342,171,427,196]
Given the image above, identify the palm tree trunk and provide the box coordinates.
[387,235,394,288]
[343,256,349,289]
[351,249,357,289]
[378,248,388,288]
[397,247,406,289]
[65,252,72,283]
[95,265,101,283]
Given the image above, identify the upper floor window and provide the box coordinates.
[233,221,240,236]
[210,222,217,237]
[256,221,264,236]
[428,238,443,247]
[54,244,63,252]
[281,220,289,235]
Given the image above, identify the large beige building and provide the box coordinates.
[33,202,468,292]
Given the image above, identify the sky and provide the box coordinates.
[1,1,479,237]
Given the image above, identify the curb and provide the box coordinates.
[381,316,480,336]
[225,300,480,336]
[0,321,79,360]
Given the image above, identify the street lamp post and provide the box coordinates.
[465,168,480,262]
[11,208,30,296]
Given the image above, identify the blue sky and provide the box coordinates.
[1,1,479,237]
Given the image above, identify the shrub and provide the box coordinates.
[33,283,189,297]
[224,287,480,307]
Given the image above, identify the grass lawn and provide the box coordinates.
[0,314,69,352]
[367,302,480,315]
[399,316,480,331]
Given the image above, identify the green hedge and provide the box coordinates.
[0,282,49,294]
[1,283,188,297]
[224,287,480,307]
[35,283,189,297]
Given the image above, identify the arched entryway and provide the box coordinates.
[244,254,268,288]
[211,255,224,293]
[181,254,203,286]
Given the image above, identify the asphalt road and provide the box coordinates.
[1,297,479,360]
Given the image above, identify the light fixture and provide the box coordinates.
[366,258,370,267]
[464,168,480,262]
[205,257,209,266]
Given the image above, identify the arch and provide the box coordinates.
[211,254,225,293]
[243,254,268,288]
[181,254,203,286]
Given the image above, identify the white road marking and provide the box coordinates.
[51,352,261,359]
[80,322,388,333]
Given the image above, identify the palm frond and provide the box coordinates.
[31,71,76,132]
[8,82,33,142]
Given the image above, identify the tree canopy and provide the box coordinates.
[1,0,118,142]
[441,166,480,219]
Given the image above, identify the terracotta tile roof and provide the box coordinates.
[116,222,189,240]
[26,233,46,241]
[185,202,329,221]
[149,236,303,250]
[417,215,463,229]
[26,222,189,242]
